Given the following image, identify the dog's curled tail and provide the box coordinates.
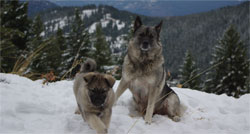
[80,58,97,73]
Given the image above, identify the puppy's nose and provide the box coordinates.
[141,42,149,51]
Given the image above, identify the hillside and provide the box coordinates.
[21,0,59,17]
[1,73,249,133]
[161,1,250,76]
[37,2,249,77]
[53,0,242,17]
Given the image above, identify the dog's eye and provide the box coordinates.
[149,34,154,38]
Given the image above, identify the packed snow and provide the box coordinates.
[0,73,249,134]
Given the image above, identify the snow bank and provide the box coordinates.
[0,73,249,134]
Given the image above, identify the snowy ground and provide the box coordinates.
[0,73,249,134]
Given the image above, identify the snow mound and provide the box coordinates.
[0,73,249,134]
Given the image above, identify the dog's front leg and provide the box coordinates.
[115,78,129,102]
[144,88,157,124]
[101,108,112,128]
[85,112,107,134]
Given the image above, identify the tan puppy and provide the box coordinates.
[73,59,115,134]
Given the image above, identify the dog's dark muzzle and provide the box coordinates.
[141,42,150,51]
[89,90,107,107]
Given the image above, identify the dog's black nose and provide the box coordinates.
[141,42,149,51]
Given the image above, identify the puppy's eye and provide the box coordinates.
[89,88,95,92]
[139,33,145,37]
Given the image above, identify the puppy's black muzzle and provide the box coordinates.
[89,89,107,107]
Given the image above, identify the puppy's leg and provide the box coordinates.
[144,88,157,124]
[115,78,129,102]
[101,108,112,128]
[85,112,107,134]
[163,93,181,122]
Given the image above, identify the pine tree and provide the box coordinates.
[42,29,63,76]
[27,15,44,51]
[204,25,249,98]
[1,0,30,49]
[246,66,250,93]
[63,8,91,77]
[0,27,20,72]
[54,28,66,76]
[27,15,63,77]
[178,50,200,89]
[92,23,112,72]
[27,14,46,74]
[0,0,30,72]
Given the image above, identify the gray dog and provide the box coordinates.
[115,16,185,124]
[73,58,116,134]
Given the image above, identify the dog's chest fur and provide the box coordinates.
[123,53,165,110]
[130,76,154,99]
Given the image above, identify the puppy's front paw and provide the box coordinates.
[144,115,152,125]
[97,128,107,134]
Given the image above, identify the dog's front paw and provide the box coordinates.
[144,115,152,125]
[74,108,81,114]
[172,116,181,122]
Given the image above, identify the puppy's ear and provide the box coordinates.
[104,75,116,88]
[83,72,95,83]
[155,20,163,37]
[134,16,142,33]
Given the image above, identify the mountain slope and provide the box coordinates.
[161,1,249,76]
[37,2,249,77]
[25,0,59,17]
[1,73,249,133]
[53,0,242,17]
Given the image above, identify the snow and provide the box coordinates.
[88,13,125,33]
[88,22,98,34]
[114,20,125,30]
[0,73,250,134]
[44,17,67,32]
[40,31,45,37]
[81,9,98,18]
[111,34,126,50]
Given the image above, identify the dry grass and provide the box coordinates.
[60,41,86,80]
[11,39,54,77]
[60,59,83,80]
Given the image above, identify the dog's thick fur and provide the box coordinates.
[73,58,115,134]
[115,16,184,124]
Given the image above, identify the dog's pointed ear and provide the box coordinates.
[83,72,95,83]
[104,75,116,88]
[134,16,142,33]
[155,20,163,37]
